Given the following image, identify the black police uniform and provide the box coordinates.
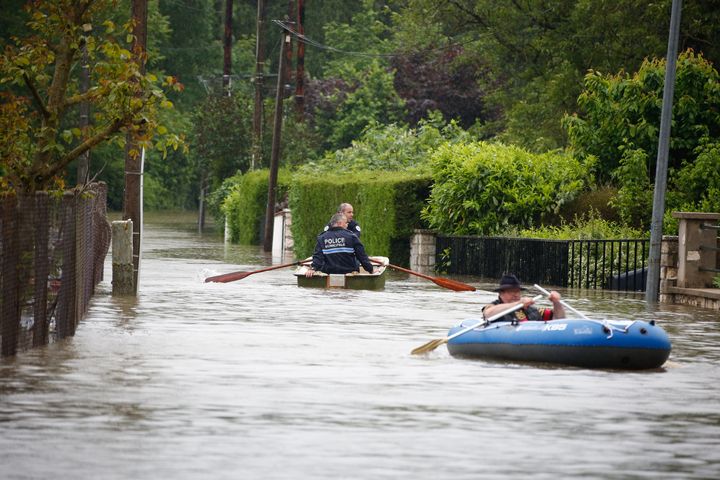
[310,226,374,274]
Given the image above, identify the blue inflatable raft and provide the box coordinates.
[447,318,672,370]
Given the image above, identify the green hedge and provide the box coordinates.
[289,171,432,264]
[422,142,589,235]
[222,169,290,244]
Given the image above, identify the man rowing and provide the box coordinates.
[482,274,565,323]
[305,213,374,277]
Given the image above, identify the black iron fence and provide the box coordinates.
[0,183,111,357]
[436,235,649,291]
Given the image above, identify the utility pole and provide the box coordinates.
[222,0,233,94]
[252,0,267,171]
[294,0,305,119]
[646,0,683,303]
[263,26,291,252]
[122,0,148,294]
[284,1,295,86]
[77,39,90,185]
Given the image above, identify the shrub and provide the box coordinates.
[422,142,589,235]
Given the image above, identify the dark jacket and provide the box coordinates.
[483,298,553,323]
[311,226,374,274]
[324,219,361,238]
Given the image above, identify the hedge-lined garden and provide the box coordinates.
[221,141,591,265]
[223,168,432,264]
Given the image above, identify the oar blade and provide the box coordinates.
[432,278,476,292]
[411,338,447,355]
[204,271,251,283]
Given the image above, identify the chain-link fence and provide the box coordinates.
[0,183,111,357]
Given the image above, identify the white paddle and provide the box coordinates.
[410,294,544,355]
[533,284,589,319]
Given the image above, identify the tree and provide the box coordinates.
[563,50,720,182]
[0,0,182,193]
[394,0,719,150]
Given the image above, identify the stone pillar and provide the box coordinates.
[272,209,293,257]
[410,229,436,274]
[659,235,678,300]
[112,220,134,295]
[672,212,720,288]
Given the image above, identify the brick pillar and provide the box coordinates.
[410,229,436,274]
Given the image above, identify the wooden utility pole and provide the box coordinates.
[123,0,148,294]
[646,0,682,303]
[284,1,295,85]
[294,0,305,118]
[252,0,267,171]
[222,0,233,93]
[263,27,291,252]
[77,41,90,184]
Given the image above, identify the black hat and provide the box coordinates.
[494,274,527,292]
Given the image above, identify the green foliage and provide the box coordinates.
[0,0,184,193]
[557,185,620,225]
[610,148,654,230]
[393,0,671,149]
[670,140,720,214]
[191,95,254,187]
[663,140,720,234]
[713,275,720,289]
[288,171,432,263]
[222,169,291,245]
[422,142,589,235]
[157,0,219,109]
[313,60,406,151]
[298,111,471,174]
[563,50,720,182]
[518,210,643,240]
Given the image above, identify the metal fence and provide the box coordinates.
[436,235,649,291]
[0,183,111,357]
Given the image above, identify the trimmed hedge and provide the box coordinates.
[289,171,432,264]
[222,169,290,244]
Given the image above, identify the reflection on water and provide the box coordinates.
[2,211,719,479]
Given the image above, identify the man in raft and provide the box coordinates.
[305,213,374,277]
[482,274,566,323]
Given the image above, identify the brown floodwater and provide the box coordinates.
[1,212,719,479]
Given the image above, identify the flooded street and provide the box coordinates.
[2,212,719,479]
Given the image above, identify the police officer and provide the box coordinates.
[324,203,361,237]
[306,213,374,277]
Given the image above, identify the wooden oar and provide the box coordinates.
[411,294,544,355]
[371,260,475,292]
[204,261,302,283]
[533,284,589,319]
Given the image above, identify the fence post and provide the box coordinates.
[112,220,135,295]
[1,196,20,356]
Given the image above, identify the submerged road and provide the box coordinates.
[1,212,719,479]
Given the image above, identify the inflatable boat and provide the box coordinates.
[447,318,671,369]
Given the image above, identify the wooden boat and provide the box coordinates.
[294,256,389,290]
[446,318,671,370]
